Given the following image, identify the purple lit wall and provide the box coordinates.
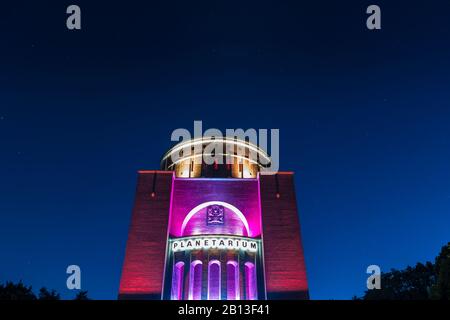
[245,262,257,300]
[168,178,262,238]
[208,260,221,300]
[120,171,309,301]
[188,260,202,300]
[170,261,184,300]
[227,261,240,300]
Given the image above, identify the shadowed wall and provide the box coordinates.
[118,171,173,300]
[260,173,309,299]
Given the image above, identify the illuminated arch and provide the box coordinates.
[181,201,250,236]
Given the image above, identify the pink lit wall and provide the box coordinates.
[119,171,309,300]
[168,178,262,238]
[260,173,309,299]
[119,171,173,299]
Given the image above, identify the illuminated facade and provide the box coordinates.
[119,138,308,300]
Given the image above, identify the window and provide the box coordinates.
[226,261,239,300]
[170,261,184,300]
[208,260,221,300]
[188,260,202,300]
[245,262,257,300]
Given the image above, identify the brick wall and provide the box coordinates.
[118,171,173,300]
[260,173,309,299]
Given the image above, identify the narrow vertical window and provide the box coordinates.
[226,261,239,300]
[245,262,257,300]
[188,260,202,300]
[208,260,221,300]
[171,261,184,300]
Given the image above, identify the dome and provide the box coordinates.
[160,137,271,178]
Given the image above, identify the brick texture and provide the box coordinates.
[260,173,309,299]
[118,171,173,299]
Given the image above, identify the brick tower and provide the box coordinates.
[118,138,308,300]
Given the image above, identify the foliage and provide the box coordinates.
[0,281,36,300]
[362,262,435,300]
[74,290,90,300]
[0,281,90,300]
[38,287,61,300]
[430,243,450,299]
[361,242,450,300]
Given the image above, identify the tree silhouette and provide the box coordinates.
[0,281,36,300]
[362,262,436,300]
[74,290,90,300]
[0,281,94,300]
[430,243,450,299]
[359,243,450,300]
[38,287,60,300]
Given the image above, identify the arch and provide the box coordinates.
[181,201,250,236]
[208,260,221,300]
[170,261,184,300]
[227,260,240,300]
[188,260,203,300]
[161,137,271,165]
[244,262,257,300]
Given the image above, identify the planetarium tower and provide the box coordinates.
[119,137,308,300]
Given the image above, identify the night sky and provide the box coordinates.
[1,0,450,299]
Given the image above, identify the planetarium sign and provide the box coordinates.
[171,236,258,253]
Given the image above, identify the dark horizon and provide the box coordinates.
[1,0,450,299]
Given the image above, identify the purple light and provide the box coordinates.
[188,260,202,300]
[181,201,250,237]
[168,178,262,238]
[227,261,240,300]
[170,261,184,300]
[245,262,257,300]
[207,260,221,300]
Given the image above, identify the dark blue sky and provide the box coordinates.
[1,0,450,299]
